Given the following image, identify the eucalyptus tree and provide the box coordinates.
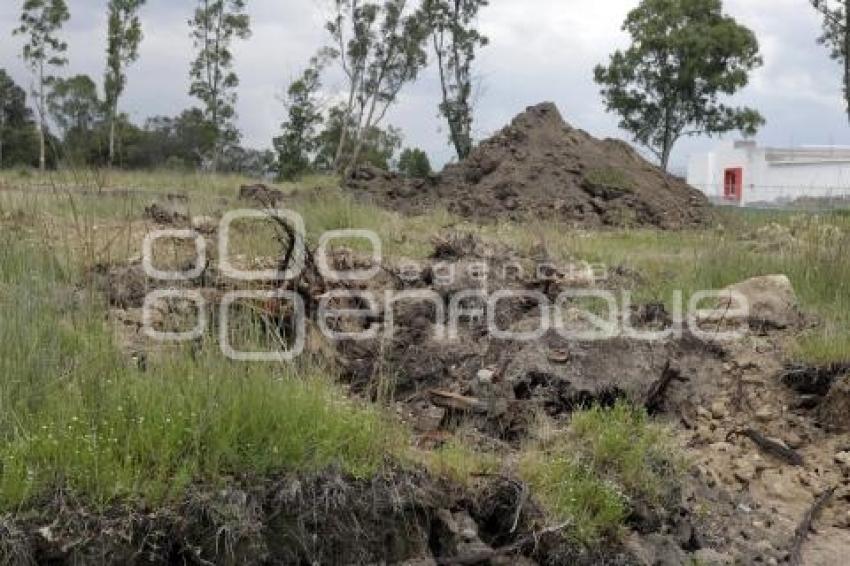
[14,0,70,171]
[327,0,430,175]
[105,0,146,167]
[188,0,251,171]
[424,0,488,160]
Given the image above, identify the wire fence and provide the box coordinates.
[689,183,850,212]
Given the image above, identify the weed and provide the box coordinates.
[520,401,683,546]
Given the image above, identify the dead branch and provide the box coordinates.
[429,389,488,413]
[645,361,682,414]
[788,486,836,566]
[727,428,804,467]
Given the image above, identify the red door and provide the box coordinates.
[724,168,743,202]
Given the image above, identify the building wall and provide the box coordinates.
[687,141,850,206]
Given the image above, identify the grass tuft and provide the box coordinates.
[520,401,682,546]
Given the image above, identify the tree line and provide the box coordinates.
[1,0,849,178]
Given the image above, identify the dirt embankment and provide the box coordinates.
[346,102,711,229]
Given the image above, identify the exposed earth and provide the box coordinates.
[346,103,712,229]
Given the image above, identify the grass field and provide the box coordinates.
[1,167,849,546]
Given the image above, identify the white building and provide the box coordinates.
[687,140,850,206]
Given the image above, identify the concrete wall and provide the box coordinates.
[687,141,850,206]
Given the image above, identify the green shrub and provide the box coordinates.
[398,148,432,179]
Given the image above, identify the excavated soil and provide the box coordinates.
[40,204,850,565]
[346,103,712,229]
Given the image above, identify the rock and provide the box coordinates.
[476,369,495,384]
[144,202,188,225]
[693,548,734,564]
[754,406,774,422]
[818,375,850,432]
[191,215,218,235]
[432,509,493,561]
[834,510,850,529]
[784,431,804,449]
[413,404,446,433]
[720,275,803,330]
[733,460,757,484]
[834,451,850,469]
[238,184,284,205]
[710,401,728,420]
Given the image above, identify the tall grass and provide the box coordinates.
[0,234,402,510]
[491,210,850,365]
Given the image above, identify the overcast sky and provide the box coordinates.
[0,0,846,171]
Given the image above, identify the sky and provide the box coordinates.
[0,0,847,172]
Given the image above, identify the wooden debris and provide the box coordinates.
[645,361,682,415]
[429,389,487,413]
[727,428,804,466]
[788,486,836,566]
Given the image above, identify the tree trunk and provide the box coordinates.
[38,64,45,172]
[660,147,672,172]
[108,105,116,167]
[345,94,379,179]
[333,80,358,172]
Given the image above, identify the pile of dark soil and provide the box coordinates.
[346,102,711,229]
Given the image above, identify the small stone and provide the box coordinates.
[710,401,728,420]
[784,432,804,449]
[754,406,773,422]
[697,406,712,420]
[734,461,756,484]
[476,369,495,384]
[834,510,850,529]
[414,405,446,433]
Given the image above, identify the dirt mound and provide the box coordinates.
[346,102,711,229]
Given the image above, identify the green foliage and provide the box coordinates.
[0,234,402,510]
[128,108,217,169]
[15,0,70,70]
[105,0,146,166]
[422,436,499,485]
[274,51,333,181]
[397,147,432,178]
[316,104,403,171]
[47,74,102,135]
[14,0,71,171]
[521,401,682,546]
[327,0,430,173]
[189,0,251,169]
[810,1,850,119]
[594,0,764,170]
[584,167,634,193]
[0,69,40,169]
[424,0,488,160]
